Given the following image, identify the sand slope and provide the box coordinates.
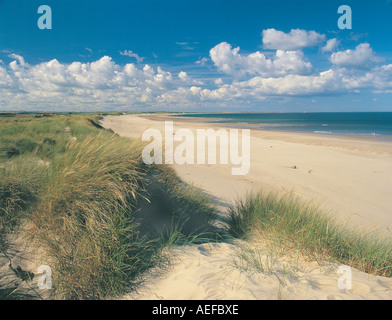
[125,241,392,300]
[0,222,53,300]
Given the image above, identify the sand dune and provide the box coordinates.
[101,114,392,300]
[125,241,392,300]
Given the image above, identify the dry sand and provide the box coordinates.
[0,222,53,299]
[101,114,392,300]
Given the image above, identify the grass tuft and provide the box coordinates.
[0,156,47,249]
[226,191,392,277]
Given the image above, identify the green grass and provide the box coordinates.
[31,134,147,299]
[0,113,220,299]
[226,191,392,278]
[0,113,103,247]
[0,156,47,250]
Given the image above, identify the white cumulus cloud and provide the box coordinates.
[0,55,203,111]
[321,38,340,53]
[210,42,313,78]
[262,29,326,50]
[1,31,392,112]
[330,43,383,69]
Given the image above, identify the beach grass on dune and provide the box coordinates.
[0,114,104,245]
[0,113,220,299]
[226,191,392,277]
[0,156,48,250]
[31,134,148,299]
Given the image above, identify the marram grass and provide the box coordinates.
[0,113,220,299]
[30,134,219,299]
[31,135,148,299]
[0,155,47,250]
[226,191,392,277]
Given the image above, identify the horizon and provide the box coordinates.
[2,110,392,115]
[1,0,392,112]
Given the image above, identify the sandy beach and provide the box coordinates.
[101,113,392,300]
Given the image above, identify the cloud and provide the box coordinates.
[178,71,188,82]
[210,42,313,78]
[8,54,27,67]
[321,38,339,53]
[230,70,342,96]
[262,29,326,50]
[178,64,392,101]
[178,71,204,85]
[1,31,392,112]
[0,55,204,111]
[330,43,383,68]
[195,57,208,65]
[119,50,145,63]
[214,78,223,86]
[176,42,196,50]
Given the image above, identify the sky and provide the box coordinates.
[0,0,392,112]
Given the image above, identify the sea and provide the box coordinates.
[174,112,392,141]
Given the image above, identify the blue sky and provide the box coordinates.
[0,0,392,112]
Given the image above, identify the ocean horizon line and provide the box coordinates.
[172,112,392,140]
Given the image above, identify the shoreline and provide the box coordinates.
[136,113,392,160]
[101,113,392,233]
[145,112,392,143]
